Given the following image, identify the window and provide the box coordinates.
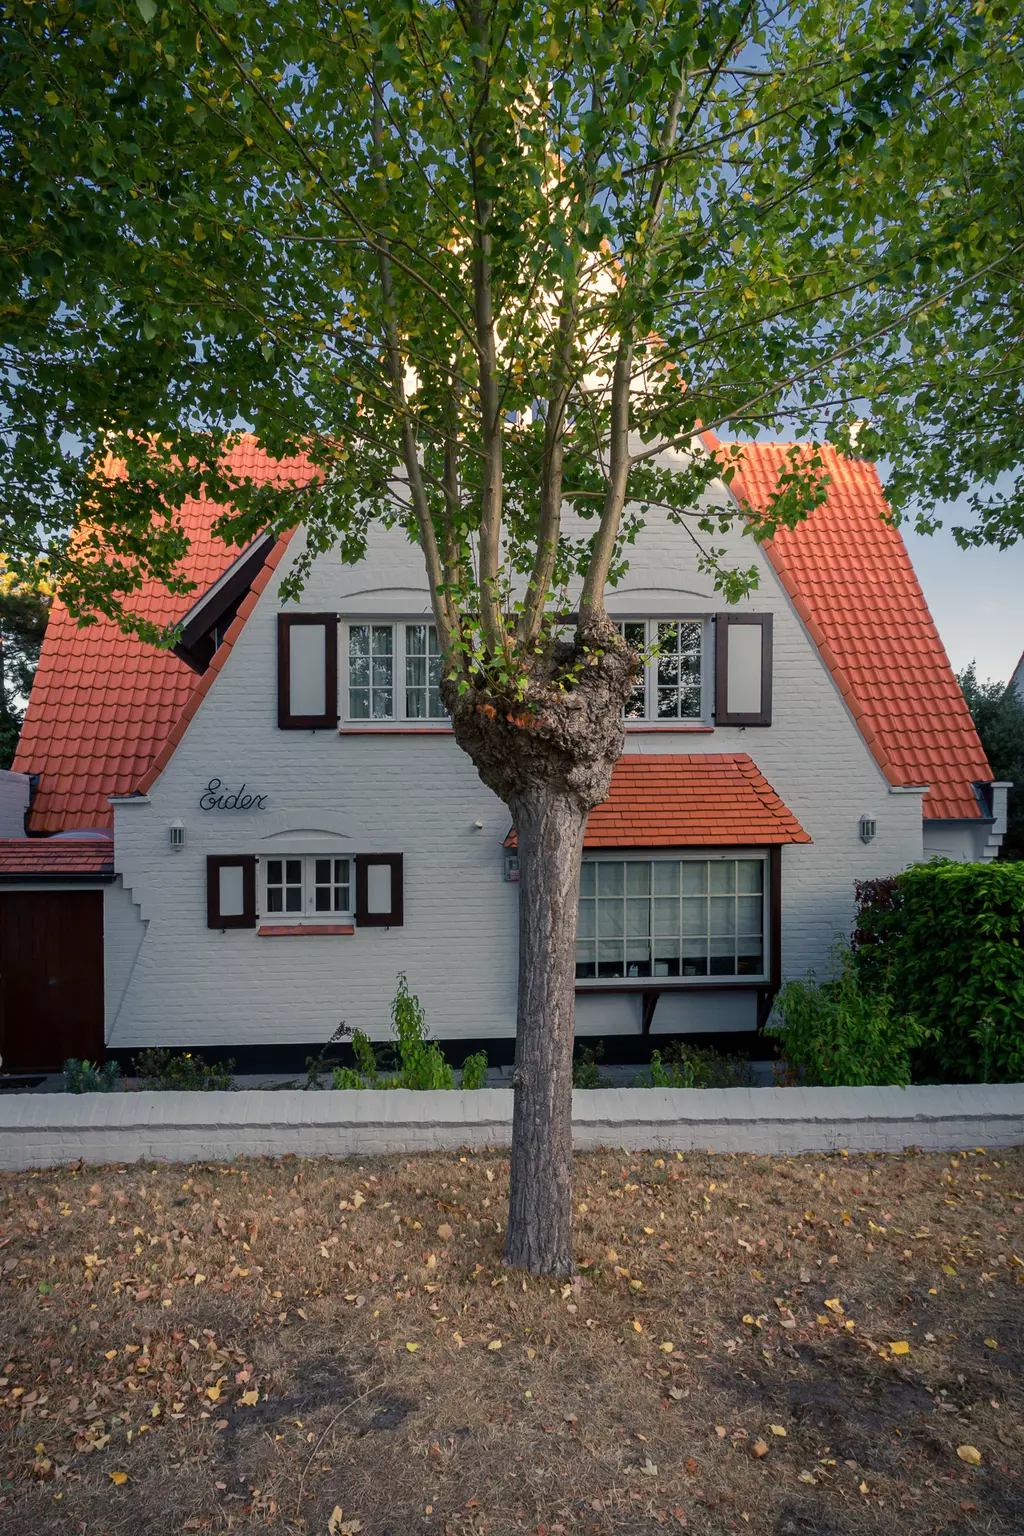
[347,623,446,722]
[277,614,338,729]
[575,856,766,980]
[616,619,705,721]
[264,856,352,917]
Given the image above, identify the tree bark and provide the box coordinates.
[444,620,635,1275]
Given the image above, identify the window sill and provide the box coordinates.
[257,923,355,937]
[575,977,768,991]
[624,723,714,732]
[338,725,453,735]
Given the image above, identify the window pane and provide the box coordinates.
[737,938,764,975]
[405,624,446,719]
[626,898,650,936]
[578,900,596,939]
[737,896,762,934]
[597,902,624,938]
[626,862,650,895]
[682,862,708,895]
[597,940,625,978]
[315,859,331,884]
[652,621,703,719]
[285,860,302,884]
[575,942,597,978]
[314,888,331,912]
[653,897,680,937]
[737,860,763,893]
[267,860,282,884]
[597,862,624,896]
[653,862,679,895]
[617,621,647,718]
[286,888,302,913]
[682,898,706,937]
[709,861,736,894]
[710,895,736,937]
[580,862,596,897]
[267,888,283,913]
[349,625,394,719]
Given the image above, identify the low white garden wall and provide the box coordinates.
[0,1084,1022,1169]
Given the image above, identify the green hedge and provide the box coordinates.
[854,861,1024,1083]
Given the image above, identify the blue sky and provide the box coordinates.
[902,523,1024,685]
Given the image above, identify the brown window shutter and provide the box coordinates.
[714,614,773,726]
[277,613,338,729]
[355,854,404,927]
[207,855,257,929]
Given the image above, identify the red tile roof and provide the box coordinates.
[725,442,990,820]
[13,437,990,832]
[13,440,315,832]
[0,837,115,878]
[506,754,810,848]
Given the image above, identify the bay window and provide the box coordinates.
[616,619,706,721]
[347,622,446,722]
[575,855,766,981]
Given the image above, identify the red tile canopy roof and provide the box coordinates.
[0,837,115,878]
[14,436,990,832]
[506,754,810,848]
[726,442,990,821]
[14,440,316,833]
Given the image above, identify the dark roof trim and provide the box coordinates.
[173,532,275,674]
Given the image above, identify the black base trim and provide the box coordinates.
[107,1030,777,1076]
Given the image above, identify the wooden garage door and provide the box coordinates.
[0,891,104,1072]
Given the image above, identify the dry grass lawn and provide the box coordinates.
[1,1144,1022,1536]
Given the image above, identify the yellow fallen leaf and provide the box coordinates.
[206,1386,222,1401]
[109,1472,128,1486]
[824,1298,844,1314]
[984,1338,998,1349]
[104,1350,118,1360]
[659,1342,675,1353]
[798,1471,817,1485]
[327,1508,363,1536]
[487,1339,502,1351]
[752,1439,768,1458]
[194,1274,206,1286]
[769,1425,787,1437]
[405,1342,420,1352]
[889,1341,910,1356]
[859,1480,870,1494]
[437,1224,453,1241]
[240,1390,259,1406]
[351,1191,365,1209]
[957,1445,982,1465]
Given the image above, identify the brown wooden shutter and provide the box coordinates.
[207,855,257,929]
[277,613,338,729]
[714,614,773,726]
[355,854,404,927]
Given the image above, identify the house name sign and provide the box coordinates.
[199,778,270,812]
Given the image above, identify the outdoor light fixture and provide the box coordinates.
[504,852,520,883]
[169,819,186,851]
[859,814,877,844]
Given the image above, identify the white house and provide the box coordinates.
[0,438,1005,1074]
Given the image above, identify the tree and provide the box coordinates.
[1,0,1018,1273]
[957,664,1024,860]
[0,566,49,770]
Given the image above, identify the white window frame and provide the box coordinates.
[614,617,711,724]
[574,850,769,986]
[342,620,449,725]
[261,855,354,921]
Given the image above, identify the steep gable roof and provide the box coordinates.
[13,440,316,832]
[14,438,990,831]
[726,442,989,820]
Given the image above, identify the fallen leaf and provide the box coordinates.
[889,1341,910,1356]
[752,1439,768,1458]
[957,1445,982,1466]
[984,1338,998,1349]
[715,1426,727,1438]
[109,1472,128,1486]
[769,1425,787,1437]
[487,1339,502,1351]
[798,1471,817,1485]
[437,1224,453,1241]
[405,1342,420,1353]
[659,1341,675,1353]
[240,1390,259,1406]
[639,1457,659,1476]
[860,1480,870,1494]
[327,1508,363,1536]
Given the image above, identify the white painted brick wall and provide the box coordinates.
[110,479,924,1049]
[1,1084,1020,1169]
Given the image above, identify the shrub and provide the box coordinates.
[647,1041,754,1089]
[460,1050,489,1090]
[767,947,930,1087]
[133,1049,235,1092]
[64,1059,121,1093]
[331,1065,365,1090]
[572,1043,609,1088]
[391,973,453,1090]
[854,861,1024,1083]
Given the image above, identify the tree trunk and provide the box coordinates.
[504,782,587,1275]
[444,621,635,1276]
